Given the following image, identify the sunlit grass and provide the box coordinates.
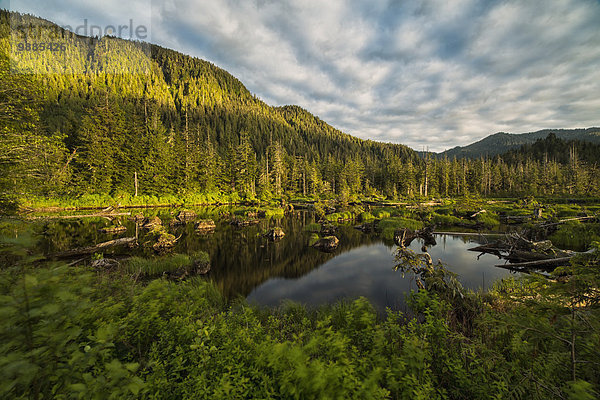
[124,252,210,277]
[378,217,423,240]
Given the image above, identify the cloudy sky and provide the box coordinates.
[5,0,600,151]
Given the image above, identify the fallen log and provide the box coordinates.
[470,209,487,218]
[507,249,555,262]
[99,225,127,234]
[538,216,597,228]
[406,201,443,209]
[438,232,501,237]
[395,226,436,247]
[32,212,131,220]
[48,237,137,258]
[468,234,573,263]
[495,257,573,270]
[468,243,507,253]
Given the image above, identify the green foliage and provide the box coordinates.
[475,211,500,229]
[308,233,320,246]
[2,250,600,398]
[550,221,600,251]
[124,252,209,277]
[431,212,463,226]
[378,217,424,240]
[0,266,144,398]
[553,204,583,218]
[371,208,392,219]
[263,207,285,218]
[358,211,376,222]
[325,211,355,222]
[483,243,600,398]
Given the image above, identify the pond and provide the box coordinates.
[3,207,520,312]
[245,232,517,313]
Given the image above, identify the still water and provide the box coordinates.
[246,234,516,312]
[20,207,519,312]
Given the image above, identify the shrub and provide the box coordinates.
[431,213,462,226]
[550,222,600,251]
[123,253,209,277]
[378,217,424,240]
[372,208,392,219]
[325,211,354,222]
[358,211,375,222]
[475,211,500,229]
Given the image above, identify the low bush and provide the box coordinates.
[123,252,210,277]
[378,217,424,240]
[371,208,393,219]
[325,211,355,222]
[358,211,375,222]
[431,213,463,226]
[475,211,500,229]
[550,221,600,251]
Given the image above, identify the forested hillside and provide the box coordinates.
[2,10,600,210]
[0,11,418,208]
[416,132,600,198]
[501,133,600,165]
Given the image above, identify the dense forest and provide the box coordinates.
[2,10,600,400]
[2,11,600,212]
[1,11,417,208]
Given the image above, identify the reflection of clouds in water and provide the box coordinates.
[248,235,519,312]
[247,244,412,310]
[417,235,518,290]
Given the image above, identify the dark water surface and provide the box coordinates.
[14,207,519,312]
[246,233,517,312]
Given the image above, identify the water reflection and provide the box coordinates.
[17,208,520,312]
[247,233,518,312]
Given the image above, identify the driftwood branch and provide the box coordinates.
[496,257,573,270]
[32,212,131,220]
[48,237,137,258]
[539,216,597,228]
[436,232,500,237]
[394,226,436,247]
[471,209,487,218]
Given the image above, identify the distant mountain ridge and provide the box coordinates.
[434,128,600,159]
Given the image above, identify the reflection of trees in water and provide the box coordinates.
[175,212,385,298]
[34,207,220,256]
[36,218,113,254]
[29,208,390,298]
